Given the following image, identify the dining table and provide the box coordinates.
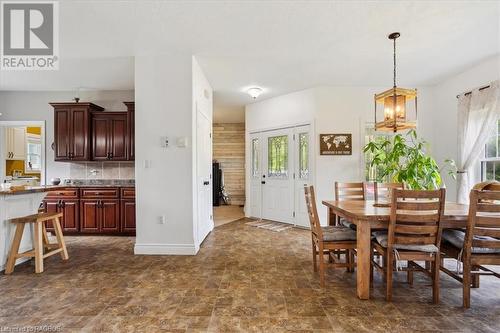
[321,199,469,300]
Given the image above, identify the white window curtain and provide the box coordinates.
[457,80,500,203]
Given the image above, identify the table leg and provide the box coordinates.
[327,207,335,226]
[356,219,371,300]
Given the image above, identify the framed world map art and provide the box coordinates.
[319,134,352,155]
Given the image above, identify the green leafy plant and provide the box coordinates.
[363,130,457,190]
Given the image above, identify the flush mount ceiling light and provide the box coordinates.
[374,32,417,132]
[247,87,263,99]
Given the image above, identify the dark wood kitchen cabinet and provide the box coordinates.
[124,102,135,161]
[92,112,128,161]
[43,188,80,232]
[120,187,136,233]
[43,199,79,232]
[43,186,134,235]
[80,199,120,233]
[80,187,121,233]
[50,103,104,161]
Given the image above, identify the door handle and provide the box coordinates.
[203,181,210,186]
[261,181,266,184]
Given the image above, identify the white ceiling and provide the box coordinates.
[0,1,498,111]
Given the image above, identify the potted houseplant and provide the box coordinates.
[363,130,456,196]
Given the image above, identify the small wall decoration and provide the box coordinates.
[319,134,352,155]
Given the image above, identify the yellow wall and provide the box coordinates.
[27,127,41,135]
[5,160,25,176]
[5,126,42,177]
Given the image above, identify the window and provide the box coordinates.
[268,135,288,177]
[25,133,42,173]
[364,126,392,181]
[481,119,500,181]
[298,132,309,179]
[251,138,259,178]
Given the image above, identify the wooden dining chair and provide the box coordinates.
[334,182,365,229]
[305,185,357,287]
[440,189,500,308]
[374,182,404,202]
[371,188,446,303]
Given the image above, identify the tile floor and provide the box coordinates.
[0,219,499,332]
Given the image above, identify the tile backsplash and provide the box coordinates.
[69,162,135,180]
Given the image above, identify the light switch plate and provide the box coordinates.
[176,137,188,148]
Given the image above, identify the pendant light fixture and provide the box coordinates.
[374,32,417,132]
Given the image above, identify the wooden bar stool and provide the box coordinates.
[5,212,69,274]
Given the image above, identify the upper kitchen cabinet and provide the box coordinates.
[5,127,26,160]
[92,112,128,161]
[50,102,104,161]
[124,102,135,161]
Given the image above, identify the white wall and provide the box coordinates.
[431,56,500,200]
[0,90,134,182]
[134,54,197,255]
[246,85,435,223]
[213,105,245,123]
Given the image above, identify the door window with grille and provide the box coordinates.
[268,135,288,178]
[298,133,309,179]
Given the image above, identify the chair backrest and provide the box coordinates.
[388,188,446,250]
[465,190,500,256]
[304,185,323,240]
[335,182,365,201]
[375,182,404,201]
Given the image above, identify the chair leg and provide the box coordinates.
[432,255,440,304]
[33,222,44,273]
[407,261,413,286]
[319,243,325,288]
[349,250,355,273]
[370,246,374,287]
[385,251,393,302]
[471,265,480,288]
[312,239,317,272]
[52,217,69,260]
[382,254,387,283]
[463,259,471,308]
[4,223,25,275]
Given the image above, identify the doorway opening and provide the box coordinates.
[212,122,246,227]
[248,124,313,228]
[0,121,46,188]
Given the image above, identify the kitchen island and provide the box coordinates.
[0,186,58,271]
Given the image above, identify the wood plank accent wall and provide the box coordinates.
[213,123,245,206]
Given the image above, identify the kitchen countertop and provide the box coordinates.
[61,180,135,187]
[0,185,62,196]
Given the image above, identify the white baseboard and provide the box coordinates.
[134,243,198,255]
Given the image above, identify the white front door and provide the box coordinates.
[196,109,213,244]
[248,124,313,226]
[261,128,295,223]
[293,125,312,228]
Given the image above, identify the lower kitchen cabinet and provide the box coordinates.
[44,199,79,232]
[121,199,136,232]
[44,187,135,235]
[80,199,120,233]
[80,200,100,233]
[102,200,120,232]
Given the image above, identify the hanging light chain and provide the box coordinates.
[393,36,397,88]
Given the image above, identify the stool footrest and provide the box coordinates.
[43,248,63,259]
